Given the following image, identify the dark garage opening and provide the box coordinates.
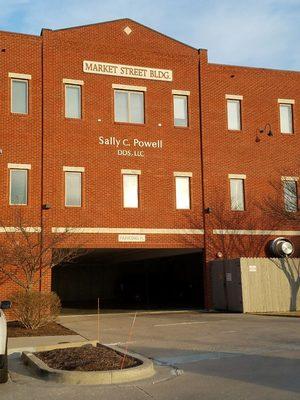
[52,249,204,310]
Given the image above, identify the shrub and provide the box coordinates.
[10,291,61,330]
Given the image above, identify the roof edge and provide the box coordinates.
[0,29,40,39]
[209,61,300,75]
[47,18,199,52]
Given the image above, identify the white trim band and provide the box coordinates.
[63,79,84,85]
[213,229,300,236]
[225,94,243,100]
[174,172,193,177]
[172,90,190,96]
[228,174,246,179]
[112,84,147,92]
[9,72,32,80]
[8,163,31,170]
[121,169,141,175]
[278,99,295,104]
[52,227,204,235]
[63,166,85,172]
[281,176,299,181]
[0,227,41,233]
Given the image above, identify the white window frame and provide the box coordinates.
[122,170,141,208]
[114,90,145,124]
[226,97,242,131]
[173,94,189,127]
[65,84,82,119]
[11,78,29,115]
[229,174,246,211]
[282,177,298,212]
[174,172,192,210]
[279,102,294,134]
[64,167,84,207]
[8,164,31,206]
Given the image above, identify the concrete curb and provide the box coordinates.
[8,335,86,355]
[21,340,155,385]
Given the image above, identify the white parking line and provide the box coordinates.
[156,352,239,365]
[59,309,199,318]
[154,321,208,327]
[105,341,136,346]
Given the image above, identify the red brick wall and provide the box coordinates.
[0,31,42,225]
[0,20,204,302]
[41,20,204,250]
[200,57,300,251]
[0,19,299,308]
[200,54,300,306]
[0,32,42,301]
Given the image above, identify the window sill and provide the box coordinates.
[64,117,82,121]
[114,121,145,127]
[228,129,243,133]
[10,112,29,117]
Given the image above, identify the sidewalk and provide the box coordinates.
[8,334,85,354]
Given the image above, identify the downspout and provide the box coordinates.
[197,49,209,309]
[39,33,45,291]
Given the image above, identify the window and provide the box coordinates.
[123,173,139,208]
[283,179,298,212]
[65,172,82,206]
[10,169,28,205]
[114,90,144,123]
[11,79,28,114]
[175,175,191,209]
[173,95,188,127]
[65,85,81,119]
[230,178,245,211]
[279,103,293,134]
[227,99,241,130]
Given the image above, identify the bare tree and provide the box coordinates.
[0,211,84,293]
[206,196,272,260]
[182,178,299,311]
[261,170,300,311]
[262,175,299,225]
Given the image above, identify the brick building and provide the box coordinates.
[0,19,299,309]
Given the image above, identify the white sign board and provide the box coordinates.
[118,234,146,243]
[83,60,173,82]
[249,265,257,272]
[226,272,232,282]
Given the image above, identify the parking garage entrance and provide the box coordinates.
[52,248,204,310]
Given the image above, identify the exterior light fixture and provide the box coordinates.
[256,123,273,142]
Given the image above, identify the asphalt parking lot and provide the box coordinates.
[4,311,300,400]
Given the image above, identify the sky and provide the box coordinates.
[0,0,299,70]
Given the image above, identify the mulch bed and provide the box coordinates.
[7,321,77,337]
[35,344,142,371]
